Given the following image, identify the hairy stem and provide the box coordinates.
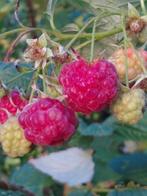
[29,68,40,103]
[55,26,122,41]
[0,25,122,43]
[121,15,129,88]
[3,30,32,62]
[26,0,36,28]
[90,19,97,61]
[42,67,48,94]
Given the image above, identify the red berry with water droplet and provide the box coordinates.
[18,98,77,146]
[59,59,118,114]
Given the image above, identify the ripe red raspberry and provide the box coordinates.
[59,59,118,114]
[18,98,77,146]
[0,90,28,124]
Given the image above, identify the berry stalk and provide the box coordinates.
[90,19,96,62]
[121,15,129,88]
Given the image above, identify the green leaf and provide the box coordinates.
[0,190,26,196]
[115,124,147,141]
[10,163,53,196]
[109,153,147,185]
[128,3,140,17]
[92,135,121,183]
[0,61,33,91]
[115,111,147,141]
[68,132,94,149]
[69,189,94,196]
[79,117,115,136]
[92,135,121,162]
[108,189,147,196]
[132,111,147,131]
[93,159,120,183]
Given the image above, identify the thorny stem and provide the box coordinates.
[3,30,32,62]
[65,17,97,49]
[75,40,92,50]
[55,26,122,41]
[15,0,26,28]
[65,12,120,49]
[90,19,97,62]
[26,0,37,37]
[75,26,122,50]
[26,0,36,28]
[121,15,129,88]
[42,67,48,94]
[0,27,44,38]
[0,26,122,43]
[29,68,40,103]
[50,15,56,30]
[131,44,147,74]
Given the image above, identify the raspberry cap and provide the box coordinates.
[18,98,77,146]
[0,116,31,157]
[111,88,145,124]
[59,59,118,114]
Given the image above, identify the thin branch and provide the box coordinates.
[14,0,26,27]
[26,0,36,28]
[26,0,37,37]
[3,30,32,62]
[0,181,34,196]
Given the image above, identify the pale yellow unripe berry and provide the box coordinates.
[0,116,31,157]
[111,89,145,124]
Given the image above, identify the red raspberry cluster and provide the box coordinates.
[17,58,119,147]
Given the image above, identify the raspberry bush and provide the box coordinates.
[0,1,147,196]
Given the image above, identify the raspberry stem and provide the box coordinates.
[131,45,147,74]
[121,15,129,88]
[65,12,121,49]
[90,19,96,62]
[0,25,122,48]
[140,0,147,15]
[65,16,97,49]
[29,68,40,103]
[42,67,48,94]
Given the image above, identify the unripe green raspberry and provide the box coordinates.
[109,48,147,82]
[111,89,145,124]
[0,116,31,157]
